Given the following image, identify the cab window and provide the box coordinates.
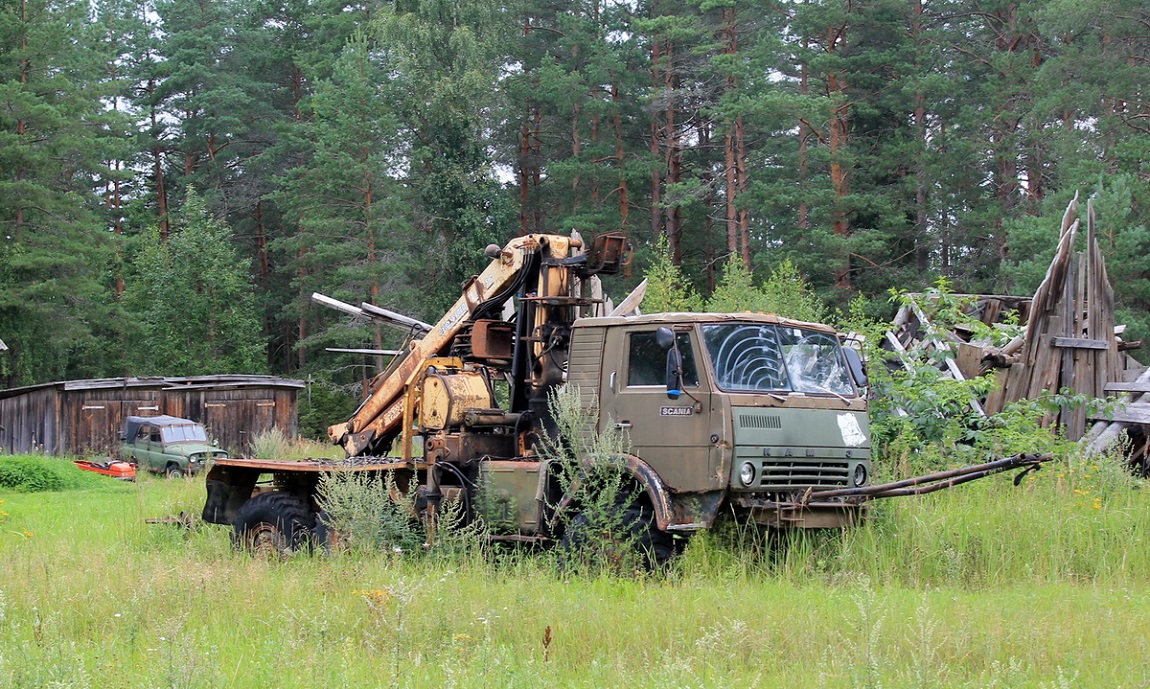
[626,331,699,387]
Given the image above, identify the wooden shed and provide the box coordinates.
[0,375,305,458]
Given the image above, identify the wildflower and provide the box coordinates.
[356,588,392,606]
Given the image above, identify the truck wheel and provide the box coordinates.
[233,492,316,555]
[622,501,677,570]
[165,464,184,479]
[559,496,676,571]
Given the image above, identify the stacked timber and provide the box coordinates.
[1082,366,1150,468]
[884,194,1145,446]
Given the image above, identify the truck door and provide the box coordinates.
[599,327,723,492]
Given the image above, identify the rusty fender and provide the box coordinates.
[548,454,677,531]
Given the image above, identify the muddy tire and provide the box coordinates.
[559,495,676,572]
[622,502,677,570]
[233,492,316,555]
[165,464,184,479]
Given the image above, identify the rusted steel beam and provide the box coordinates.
[804,453,1052,502]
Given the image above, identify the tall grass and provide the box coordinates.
[248,428,332,461]
[2,451,1149,687]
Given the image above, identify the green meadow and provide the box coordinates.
[1,452,1148,688]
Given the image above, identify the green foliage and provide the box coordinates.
[123,190,265,376]
[317,471,427,555]
[707,256,830,323]
[0,456,99,493]
[249,427,292,460]
[867,282,1076,472]
[705,256,760,313]
[316,470,485,560]
[297,382,359,442]
[533,386,655,574]
[0,0,129,386]
[641,235,703,313]
[5,0,1150,404]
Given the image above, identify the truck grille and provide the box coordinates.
[758,460,849,488]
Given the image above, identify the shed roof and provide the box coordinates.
[0,374,305,400]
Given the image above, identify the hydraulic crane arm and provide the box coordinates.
[329,234,578,457]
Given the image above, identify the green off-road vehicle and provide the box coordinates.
[122,415,228,478]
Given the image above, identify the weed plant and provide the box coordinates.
[248,428,331,461]
[317,470,426,555]
[316,469,486,561]
[533,386,653,574]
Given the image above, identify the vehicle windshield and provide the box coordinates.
[161,425,209,443]
[701,323,855,395]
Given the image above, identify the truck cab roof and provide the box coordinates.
[572,311,839,335]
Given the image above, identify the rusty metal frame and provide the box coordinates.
[800,452,1053,505]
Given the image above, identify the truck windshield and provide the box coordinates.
[702,323,855,396]
[161,425,209,443]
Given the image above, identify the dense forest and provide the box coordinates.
[2,0,1148,405]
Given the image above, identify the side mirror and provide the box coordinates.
[655,326,675,349]
[665,348,683,399]
[843,347,868,388]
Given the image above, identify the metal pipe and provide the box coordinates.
[806,452,1052,501]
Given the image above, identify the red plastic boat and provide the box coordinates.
[74,459,137,480]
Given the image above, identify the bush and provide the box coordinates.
[535,386,662,574]
[250,427,292,459]
[0,456,83,492]
[317,471,424,554]
[316,469,484,559]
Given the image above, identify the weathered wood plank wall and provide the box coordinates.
[0,376,303,457]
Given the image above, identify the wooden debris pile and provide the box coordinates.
[884,194,1146,456]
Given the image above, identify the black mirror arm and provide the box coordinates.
[666,351,682,399]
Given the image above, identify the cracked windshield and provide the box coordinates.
[702,323,855,396]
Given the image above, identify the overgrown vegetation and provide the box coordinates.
[2,446,1150,686]
[249,428,333,461]
[532,386,660,574]
[0,455,110,493]
[316,469,484,560]
[845,282,1093,477]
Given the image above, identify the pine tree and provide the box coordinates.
[642,235,702,313]
[124,190,264,375]
[273,31,415,367]
[0,0,124,385]
[376,0,515,315]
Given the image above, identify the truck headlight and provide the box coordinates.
[853,464,867,487]
[739,462,756,487]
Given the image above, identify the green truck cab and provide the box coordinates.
[569,313,871,531]
[121,415,228,478]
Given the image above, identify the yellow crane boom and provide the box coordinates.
[328,233,577,456]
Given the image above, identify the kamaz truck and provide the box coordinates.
[201,231,1044,559]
